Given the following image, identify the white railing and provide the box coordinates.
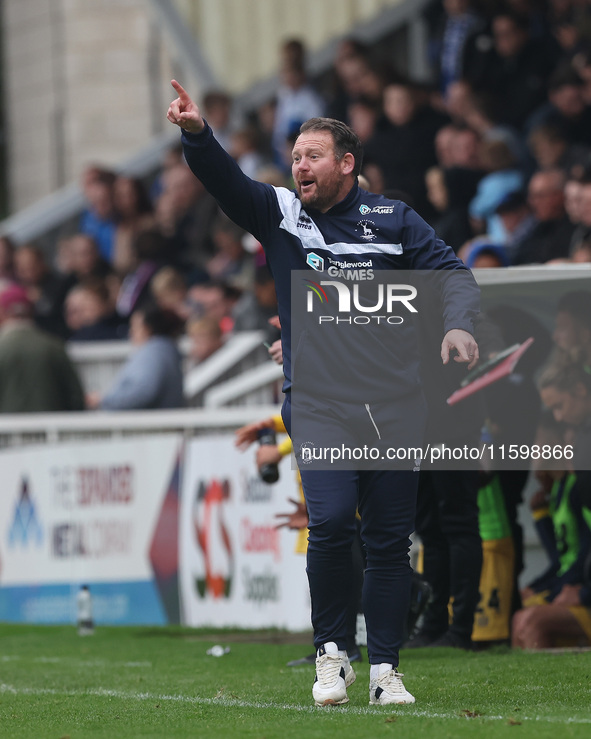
[204,361,284,407]
[0,405,281,448]
[66,330,271,405]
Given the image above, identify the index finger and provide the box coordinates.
[171,79,190,102]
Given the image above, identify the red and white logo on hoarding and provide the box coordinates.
[193,479,234,599]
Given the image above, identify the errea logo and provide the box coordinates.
[307,252,324,271]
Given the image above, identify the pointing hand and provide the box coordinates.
[166,79,205,134]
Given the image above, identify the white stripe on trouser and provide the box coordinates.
[365,403,381,440]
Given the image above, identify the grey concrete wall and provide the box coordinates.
[1,0,174,212]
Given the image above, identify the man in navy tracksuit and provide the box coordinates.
[168,80,480,706]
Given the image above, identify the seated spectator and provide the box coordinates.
[79,167,118,263]
[464,241,509,268]
[230,127,267,179]
[66,233,113,281]
[232,264,278,332]
[443,79,473,124]
[435,123,484,175]
[112,175,156,276]
[364,80,448,216]
[0,235,15,280]
[494,190,538,262]
[465,10,560,129]
[468,139,524,240]
[512,169,575,264]
[206,213,254,291]
[187,281,241,335]
[463,89,531,172]
[88,306,185,410]
[437,1,483,96]
[64,233,121,303]
[325,42,384,122]
[187,315,224,364]
[512,360,591,648]
[202,90,234,152]
[521,466,586,605]
[0,284,85,413]
[346,98,381,145]
[272,39,324,169]
[565,171,585,226]
[568,175,591,256]
[150,142,184,202]
[150,266,191,320]
[552,290,591,367]
[155,163,217,272]
[63,285,88,336]
[573,45,591,105]
[14,243,70,337]
[571,237,591,262]
[66,279,127,342]
[116,229,169,319]
[435,124,459,168]
[425,166,475,251]
[527,121,590,173]
[253,165,288,188]
[526,63,591,148]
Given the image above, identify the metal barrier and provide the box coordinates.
[66,330,269,405]
[0,405,281,448]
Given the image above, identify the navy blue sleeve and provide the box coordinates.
[397,204,480,336]
[181,124,283,241]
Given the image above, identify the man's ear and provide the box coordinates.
[340,153,355,176]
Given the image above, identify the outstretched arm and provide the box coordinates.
[235,417,278,450]
[166,80,282,241]
[167,80,205,134]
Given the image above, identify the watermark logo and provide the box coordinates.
[306,252,324,271]
[306,281,417,313]
[299,441,316,464]
[7,477,43,549]
[304,279,329,311]
[304,279,418,326]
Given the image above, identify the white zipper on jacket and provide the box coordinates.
[365,403,381,440]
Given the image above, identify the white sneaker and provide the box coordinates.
[369,669,415,705]
[312,643,356,707]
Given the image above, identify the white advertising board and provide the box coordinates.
[0,435,181,624]
[179,435,310,631]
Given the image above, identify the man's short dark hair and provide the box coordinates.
[299,118,364,177]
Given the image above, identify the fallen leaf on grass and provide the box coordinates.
[460,709,483,718]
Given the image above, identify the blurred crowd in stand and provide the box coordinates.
[1,1,591,407]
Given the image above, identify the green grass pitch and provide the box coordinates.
[1,624,590,738]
